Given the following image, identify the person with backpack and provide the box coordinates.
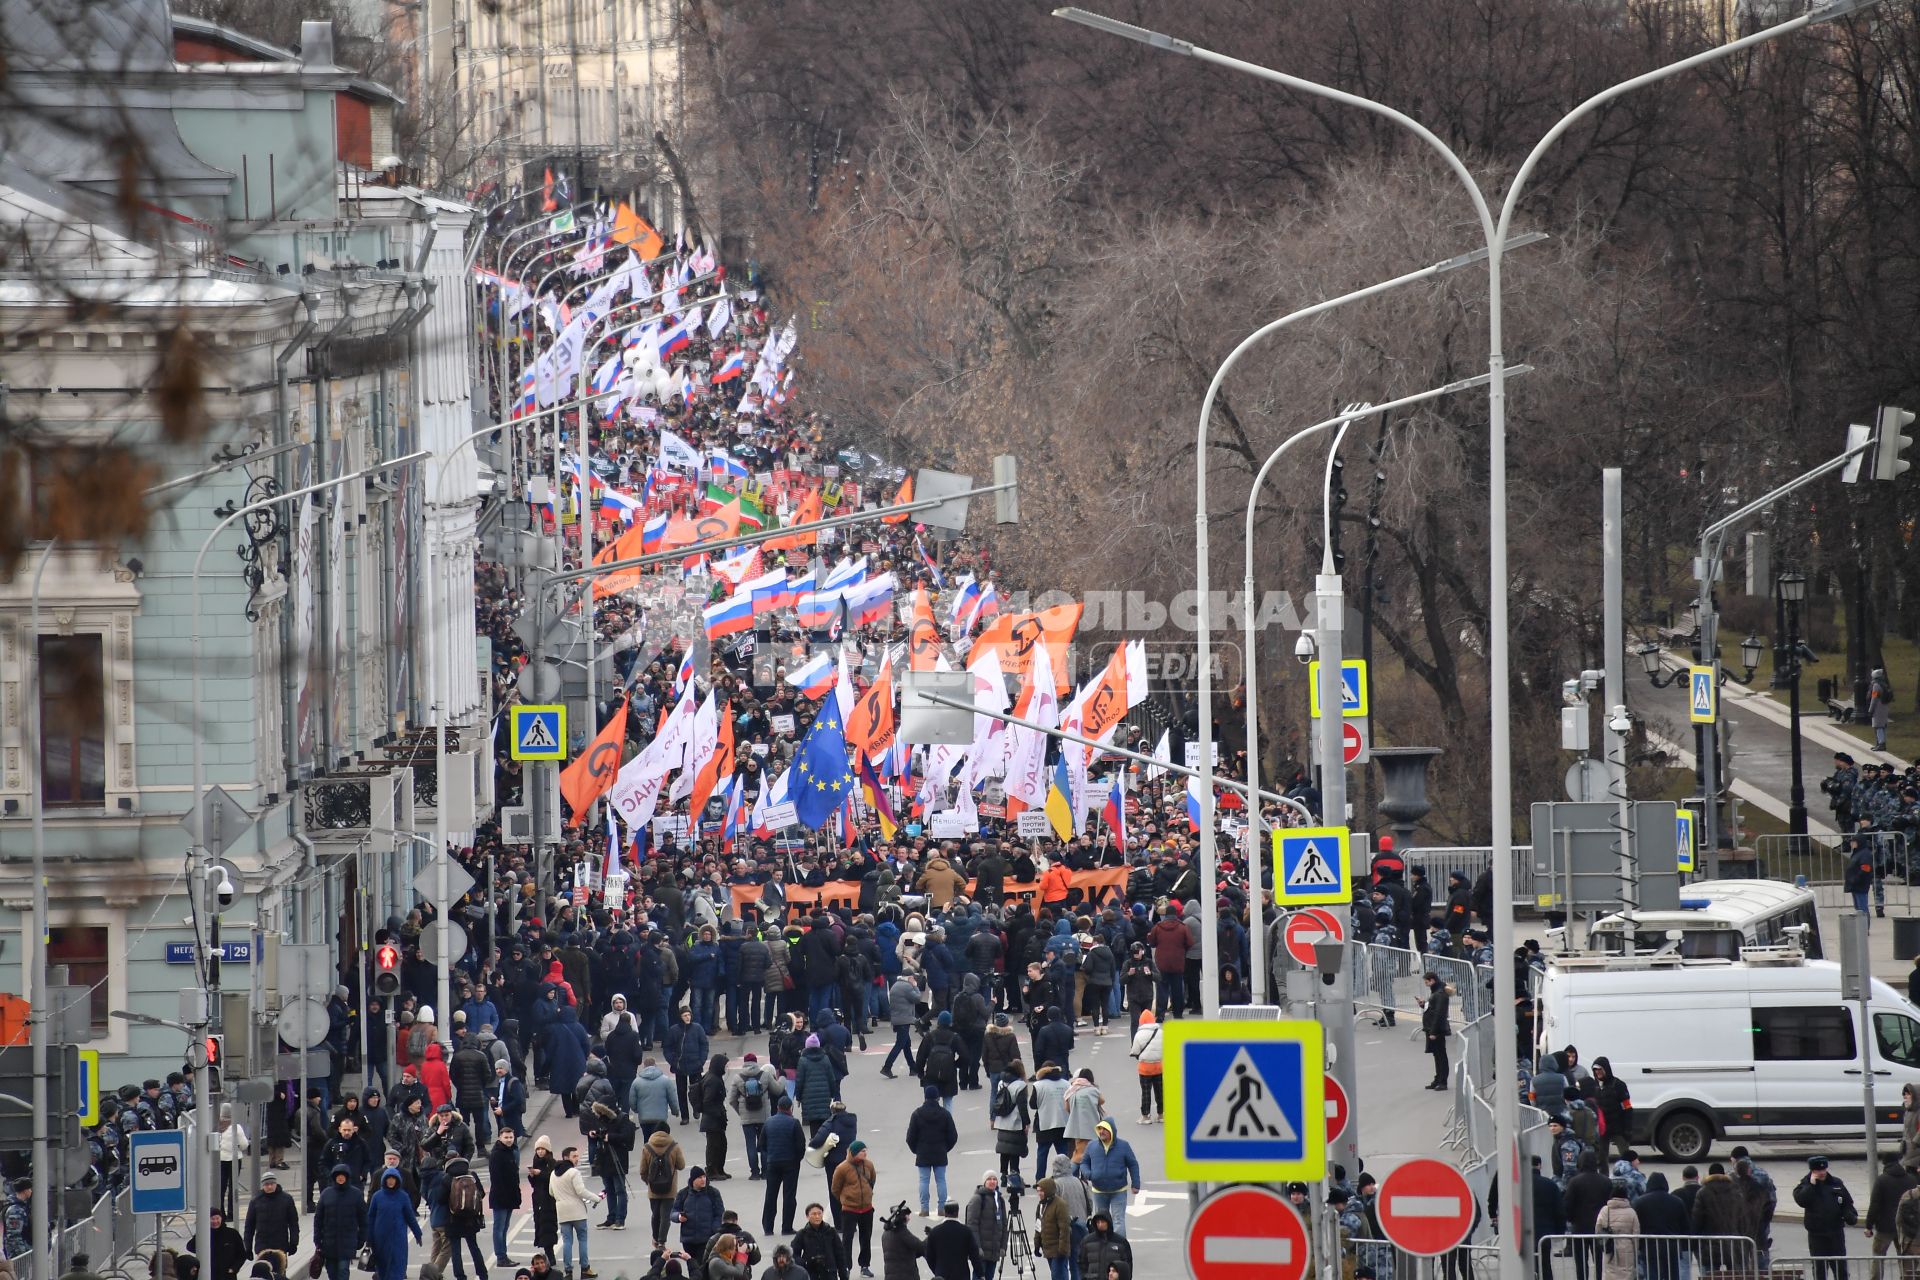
[731,1053,783,1181]
[1127,1012,1162,1125]
[990,1062,1032,1182]
[917,1009,962,1111]
[438,1156,489,1280]
[641,1128,689,1249]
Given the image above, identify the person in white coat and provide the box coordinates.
[552,1144,605,1277]
[215,1103,249,1217]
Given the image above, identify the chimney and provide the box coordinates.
[299,20,339,71]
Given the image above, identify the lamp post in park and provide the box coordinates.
[1055,4,1880,1272]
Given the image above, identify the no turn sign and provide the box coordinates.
[1377,1158,1477,1256]
[1325,1073,1349,1146]
[1186,1185,1309,1280]
[1342,719,1370,765]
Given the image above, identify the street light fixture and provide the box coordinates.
[1634,638,1762,687]
[1774,570,1814,841]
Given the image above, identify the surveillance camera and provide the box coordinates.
[1562,678,1584,706]
[1606,706,1633,735]
[215,872,236,909]
[1294,633,1316,665]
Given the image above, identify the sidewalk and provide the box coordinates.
[1628,648,1911,836]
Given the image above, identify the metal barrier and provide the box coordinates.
[1537,1231,1760,1278]
[1391,846,1537,908]
[11,1187,137,1279]
[1752,831,1915,911]
[1767,1254,1905,1277]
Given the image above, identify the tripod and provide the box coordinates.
[1003,1192,1039,1280]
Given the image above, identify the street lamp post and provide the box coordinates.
[1055,5,1876,1271]
[1777,570,1811,843]
[187,449,430,1271]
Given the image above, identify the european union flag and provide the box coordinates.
[792,697,856,831]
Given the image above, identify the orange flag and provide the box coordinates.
[610,202,665,260]
[559,701,629,827]
[765,489,822,550]
[1078,642,1130,752]
[592,522,650,599]
[688,703,735,816]
[541,168,557,213]
[663,500,744,550]
[847,664,897,761]
[881,474,913,524]
[975,603,1082,690]
[908,588,942,671]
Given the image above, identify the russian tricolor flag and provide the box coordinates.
[600,487,643,523]
[822,556,868,595]
[845,573,896,627]
[721,776,745,850]
[746,568,795,615]
[785,651,835,699]
[1102,775,1127,852]
[948,576,980,625]
[1186,777,1205,832]
[640,511,669,554]
[672,649,696,698]
[708,451,749,480]
[916,536,944,589]
[712,349,747,384]
[658,315,694,363]
[703,592,755,640]
[794,589,841,630]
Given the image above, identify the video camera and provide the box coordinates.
[883,1201,915,1231]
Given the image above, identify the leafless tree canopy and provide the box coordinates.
[681,0,1920,839]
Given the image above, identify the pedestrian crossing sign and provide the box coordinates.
[1689,665,1717,724]
[1307,659,1370,719]
[1273,827,1352,906]
[1676,808,1696,874]
[509,704,566,761]
[1163,1019,1325,1182]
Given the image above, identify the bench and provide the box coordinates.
[1825,698,1856,723]
[1656,626,1696,648]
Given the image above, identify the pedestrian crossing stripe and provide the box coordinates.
[1307,659,1370,718]
[1273,826,1352,905]
[510,704,566,760]
[1163,1018,1325,1183]
[1689,665,1717,724]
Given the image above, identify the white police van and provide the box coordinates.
[1537,945,1920,1161]
[1587,879,1824,960]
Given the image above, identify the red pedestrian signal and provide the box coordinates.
[374,943,401,996]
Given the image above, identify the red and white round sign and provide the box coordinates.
[1281,909,1346,967]
[1377,1158,1477,1256]
[1325,1073,1349,1146]
[1342,720,1366,765]
[1186,1185,1309,1280]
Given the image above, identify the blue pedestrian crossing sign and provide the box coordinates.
[1676,809,1696,874]
[509,704,566,761]
[1273,826,1351,906]
[1688,666,1717,725]
[1308,659,1369,718]
[1163,1019,1325,1182]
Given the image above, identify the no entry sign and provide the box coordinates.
[1281,909,1346,967]
[1377,1158,1477,1256]
[1325,1073,1349,1146]
[1186,1185,1309,1280]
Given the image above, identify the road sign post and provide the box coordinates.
[1377,1157,1477,1256]
[1161,1018,1325,1182]
[1185,1185,1309,1280]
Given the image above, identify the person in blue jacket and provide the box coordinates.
[665,1006,711,1124]
[671,1165,728,1258]
[1072,1120,1143,1238]
[366,1166,422,1280]
[461,988,500,1040]
[688,925,724,1032]
[545,1004,591,1119]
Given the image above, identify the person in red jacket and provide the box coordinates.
[1145,906,1192,1021]
[420,1041,454,1112]
[546,961,578,1007]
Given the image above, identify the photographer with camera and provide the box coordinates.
[880,1203,925,1280]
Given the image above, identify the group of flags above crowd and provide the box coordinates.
[479,197,1179,887]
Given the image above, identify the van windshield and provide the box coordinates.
[1592,926,1741,960]
[1875,1013,1920,1068]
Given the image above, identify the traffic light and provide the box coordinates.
[374,943,401,996]
[1875,405,1914,482]
[205,1034,223,1096]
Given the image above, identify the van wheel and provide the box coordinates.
[1656,1111,1713,1162]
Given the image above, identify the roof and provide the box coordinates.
[167,12,404,105]
[170,11,297,62]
